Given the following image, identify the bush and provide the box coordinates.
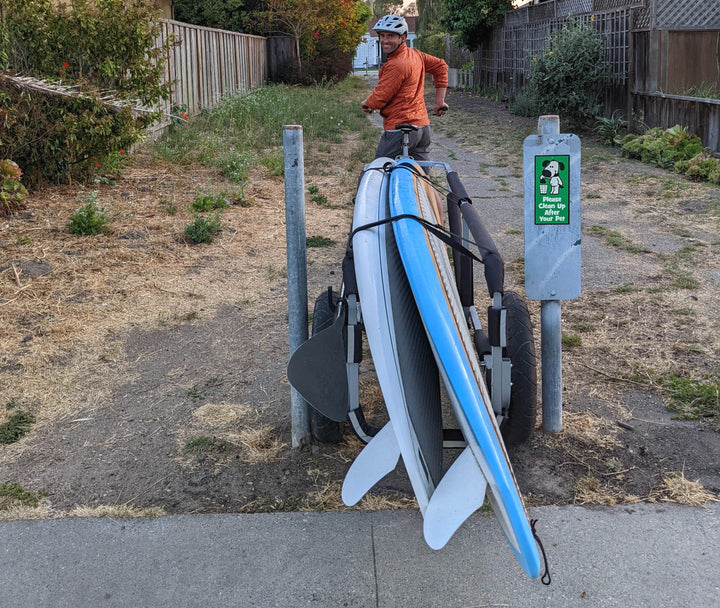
[0,0,174,186]
[416,33,447,60]
[0,158,27,217]
[621,125,704,170]
[526,19,612,127]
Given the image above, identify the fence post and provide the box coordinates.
[283,125,311,449]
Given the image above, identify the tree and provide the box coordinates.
[173,0,264,34]
[258,0,369,72]
[443,0,512,50]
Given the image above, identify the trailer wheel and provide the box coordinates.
[500,291,538,445]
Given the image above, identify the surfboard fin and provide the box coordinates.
[423,446,488,550]
[341,421,400,506]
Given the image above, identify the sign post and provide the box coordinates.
[523,116,581,433]
[284,125,311,448]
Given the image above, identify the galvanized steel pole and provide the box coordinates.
[283,125,311,448]
[538,115,563,433]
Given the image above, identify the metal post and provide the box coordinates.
[538,115,563,434]
[541,300,563,433]
[283,125,311,448]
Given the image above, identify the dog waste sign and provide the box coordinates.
[523,117,581,301]
[534,155,569,224]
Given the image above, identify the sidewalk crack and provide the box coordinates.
[371,524,379,608]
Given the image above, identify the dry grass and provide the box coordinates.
[574,474,642,506]
[651,472,720,506]
[232,425,286,464]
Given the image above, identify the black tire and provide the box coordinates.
[500,290,538,445]
[309,290,344,443]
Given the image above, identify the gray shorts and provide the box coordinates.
[374,125,432,161]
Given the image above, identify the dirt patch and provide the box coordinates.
[1,88,719,518]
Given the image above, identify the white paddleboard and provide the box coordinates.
[341,157,443,514]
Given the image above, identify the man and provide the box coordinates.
[361,14,449,160]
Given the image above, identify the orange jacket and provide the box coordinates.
[365,43,448,130]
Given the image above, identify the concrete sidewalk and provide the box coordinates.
[1,503,718,607]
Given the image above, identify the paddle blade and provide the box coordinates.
[287,313,349,422]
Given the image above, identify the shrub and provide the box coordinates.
[622,125,704,170]
[675,153,720,185]
[416,32,447,60]
[526,19,612,127]
[0,0,174,186]
[0,158,28,216]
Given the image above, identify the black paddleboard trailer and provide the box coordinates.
[287,125,537,446]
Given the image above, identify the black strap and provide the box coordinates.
[349,213,482,264]
[530,519,552,585]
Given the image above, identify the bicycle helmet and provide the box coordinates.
[372,15,408,36]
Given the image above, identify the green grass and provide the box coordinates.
[153,78,376,175]
[587,225,651,253]
[660,373,720,427]
[562,333,582,348]
[0,410,35,445]
[184,436,231,454]
[0,482,48,509]
[306,235,336,248]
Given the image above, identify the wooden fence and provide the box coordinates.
[471,0,720,152]
[156,19,267,120]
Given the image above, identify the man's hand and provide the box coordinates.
[434,103,449,116]
[361,102,372,114]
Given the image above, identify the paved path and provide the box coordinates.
[1,504,718,607]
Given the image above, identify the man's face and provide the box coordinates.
[378,31,405,55]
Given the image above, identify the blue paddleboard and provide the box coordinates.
[389,159,542,579]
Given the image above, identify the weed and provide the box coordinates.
[190,192,229,213]
[575,321,594,333]
[184,436,231,453]
[185,385,205,401]
[0,482,48,509]
[260,150,284,176]
[594,110,627,146]
[614,283,637,293]
[218,151,252,183]
[15,235,31,245]
[306,235,336,248]
[562,333,582,348]
[0,410,35,444]
[160,199,177,215]
[67,192,109,236]
[185,214,222,244]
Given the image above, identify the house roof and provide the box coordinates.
[367,16,417,37]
